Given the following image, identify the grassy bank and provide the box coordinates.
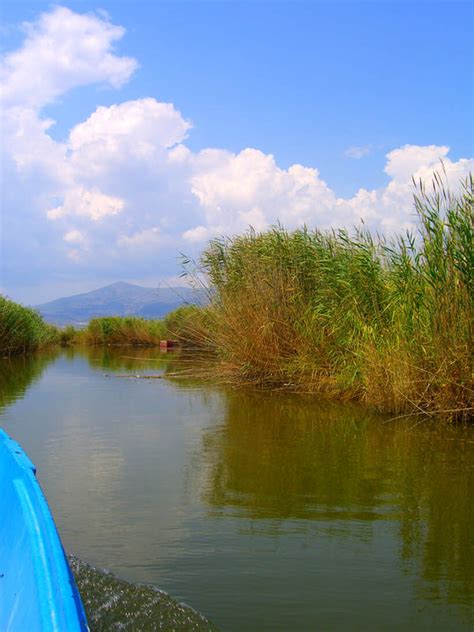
[0,296,59,356]
[182,176,473,420]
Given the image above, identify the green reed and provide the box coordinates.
[84,316,167,346]
[0,296,59,356]
[186,175,473,420]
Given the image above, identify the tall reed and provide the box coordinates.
[164,305,212,347]
[84,316,166,346]
[185,175,473,420]
[0,296,58,356]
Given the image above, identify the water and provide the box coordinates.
[1,346,473,631]
[68,556,217,631]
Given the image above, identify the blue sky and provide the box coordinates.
[1,1,473,303]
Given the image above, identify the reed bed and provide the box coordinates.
[0,296,58,356]
[164,305,211,348]
[83,316,166,346]
[179,176,473,420]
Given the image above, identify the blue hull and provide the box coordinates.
[0,430,88,631]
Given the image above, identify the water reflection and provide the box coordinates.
[82,345,171,373]
[0,349,58,411]
[200,390,474,621]
[0,346,473,630]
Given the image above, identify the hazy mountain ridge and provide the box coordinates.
[36,282,203,326]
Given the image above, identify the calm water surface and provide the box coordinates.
[1,347,473,631]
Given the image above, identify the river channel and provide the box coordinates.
[0,346,473,630]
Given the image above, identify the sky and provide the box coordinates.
[1,1,473,304]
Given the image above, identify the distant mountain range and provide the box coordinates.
[36,281,205,326]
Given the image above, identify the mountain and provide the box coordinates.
[36,281,204,326]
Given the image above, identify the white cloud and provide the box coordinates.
[384,144,450,181]
[64,229,85,243]
[190,149,338,234]
[2,107,64,170]
[47,207,66,220]
[117,227,162,249]
[344,145,374,159]
[1,6,136,109]
[1,6,473,302]
[182,225,211,243]
[70,99,191,153]
[48,186,124,221]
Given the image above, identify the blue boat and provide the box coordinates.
[0,429,88,631]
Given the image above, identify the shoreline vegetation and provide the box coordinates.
[81,316,166,346]
[0,296,58,356]
[179,175,473,421]
[1,176,472,420]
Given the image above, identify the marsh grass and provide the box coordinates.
[0,296,59,356]
[84,316,166,346]
[179,175,473,420]
[164,305,212,348]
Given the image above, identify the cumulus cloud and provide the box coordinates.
[70,99,191,153]
[47,186,124,221]
[1,6,472,303]
[1,6,136,109]
[384,144,450,181]
[190,149,338,234]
